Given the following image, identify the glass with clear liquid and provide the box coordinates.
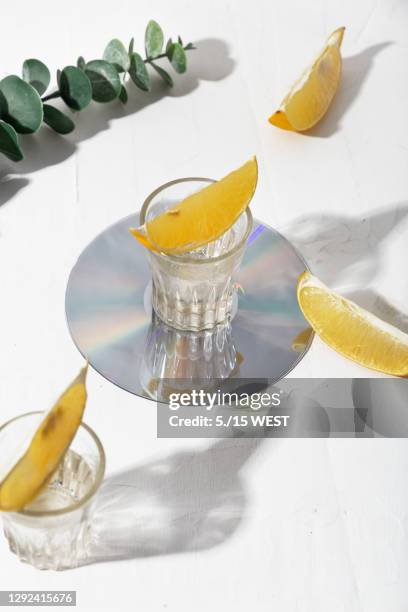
[0,412,105,570]
[140,178,253,331]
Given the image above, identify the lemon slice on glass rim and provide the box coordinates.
[0,366,88,512]
[130,157,258,254]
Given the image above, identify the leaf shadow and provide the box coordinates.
[306,41,392,138]
[0,38,235,207]
[0,173,30,207]
[283,201,408,289]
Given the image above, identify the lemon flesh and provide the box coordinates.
[269,27,345,131]
[130,157,258,254]
[297,271,408,376]
[0,366,88,512]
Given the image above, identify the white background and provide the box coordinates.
[1,0,408,610]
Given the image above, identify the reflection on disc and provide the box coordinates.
[65,214,312,400]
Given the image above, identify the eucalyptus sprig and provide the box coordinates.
[0,20,196,162]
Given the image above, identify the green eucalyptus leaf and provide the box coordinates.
[166,38,173,54]
[85,60,121,102]
[103,39,130,72]
[128,37,134,56]
[43,104,75,134]
[0,120,23,161]
[168,42,187,74]
[145,20,164,58]
[129,53,150,91]
[178,36,183,45]
[59,66,92,110]
[119,85,128,104]
[150,62,173,87]
[184,42,196,50]
[77,56,86,70]
[22,59,50,95]
[0,75,43,134]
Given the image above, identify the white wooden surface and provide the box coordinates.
[1,0,408,610]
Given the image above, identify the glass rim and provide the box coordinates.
[0,411,106,518]
[140,177,254,265]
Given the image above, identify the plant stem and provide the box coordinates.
[144,53,166,63]
[41,44,195,102]
[42,90,61,102]
[144,44,195,64]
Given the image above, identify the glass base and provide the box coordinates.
[2,450,94,571]
[4,518,91,571]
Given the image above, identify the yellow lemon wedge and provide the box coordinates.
[130,157,258,254]
[269,27,345,131]
[0,365,88,512]
[297,271,408,376]
[291,327,314,352]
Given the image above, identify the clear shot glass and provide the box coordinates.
[0,412,105,571]
[140,178,253,331]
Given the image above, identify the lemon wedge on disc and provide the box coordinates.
[297,271,408,376]
[269,27,345,131]
[0,366,88,512]
[130,157,258,254]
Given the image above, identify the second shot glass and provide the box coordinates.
[0,412,105,571]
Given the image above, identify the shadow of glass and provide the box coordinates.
[79,384,332,568]
[80,437,261,566]
[307,42,392,138]
[283,201,408,288]
[0,38,235,208]
[282,392,330,438]
[353,378,408,437]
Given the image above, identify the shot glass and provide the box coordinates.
[140,178,253,331]
[0,412,105,571]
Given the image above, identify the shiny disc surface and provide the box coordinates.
[65,213,312,400]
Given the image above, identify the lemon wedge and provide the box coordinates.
[269,27,345,131]
[0,366,88,512]
[297,271,408,376]
[291,327,313,352]
[130,157,258,254]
